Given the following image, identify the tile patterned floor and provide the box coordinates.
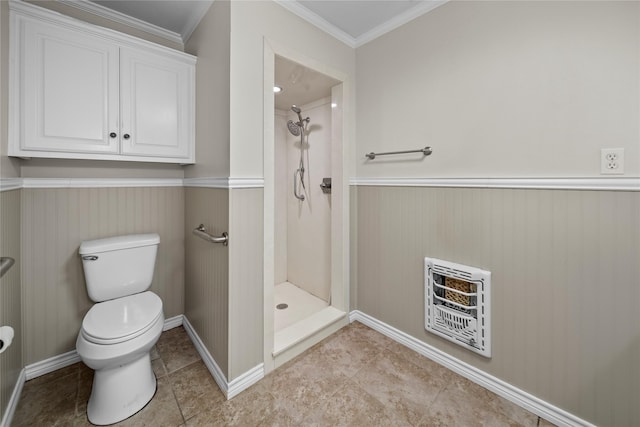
[12,322,557,426]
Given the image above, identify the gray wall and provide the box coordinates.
[356,1,639,178]
[183,186,263,382]
[21,187,185,364]
[354,3,640,425]
[1,4,22,420]
[228,188,263,380]
[181,0,233,379]
[183,0,231,179]
[184,187,229,376]
[1,0,20,178]
[0,0,190,367]
[0,189,22,422]
[354,186,640,427]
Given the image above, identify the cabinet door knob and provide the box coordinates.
[123,134,130,140]
[109,132,117,138]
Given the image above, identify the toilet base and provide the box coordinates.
[87,353,157,425]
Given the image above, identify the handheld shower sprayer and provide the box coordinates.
[288,105,309,201]
[291,105,309,127]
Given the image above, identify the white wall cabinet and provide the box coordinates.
[9,3,196,164]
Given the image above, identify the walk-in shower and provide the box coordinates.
[268,54,347,371]
[287,105,310,201]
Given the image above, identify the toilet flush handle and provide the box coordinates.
[82,255,98,261]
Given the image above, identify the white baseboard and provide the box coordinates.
[181,315,264,400]
[349,310,595,427]
[181,315,228,396]
[25,350,81,381]
[0,368,25,427]
[12,313,261,407]
[226,364,264,400]
[24,314,184,381]
[163,314,184,331]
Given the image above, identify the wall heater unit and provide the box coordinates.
[425,258,491,357]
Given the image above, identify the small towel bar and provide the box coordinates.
[366,146,432,160]
[193,224,229,246]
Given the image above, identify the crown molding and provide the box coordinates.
[275,0,449,49]
[354,0,448,48]
[56,0,184,47]
[274,0,357,48]
[180,1,213,43]
[349,177,640,191]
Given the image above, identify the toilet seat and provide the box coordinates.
[81,291,163,345]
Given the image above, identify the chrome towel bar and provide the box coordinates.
[193,224,229,246]
[365,146,432,160]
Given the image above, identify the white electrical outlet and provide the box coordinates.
[600,148,624,175]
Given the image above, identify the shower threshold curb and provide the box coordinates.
[273,306,346,357]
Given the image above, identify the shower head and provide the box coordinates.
[287,120,300,136]
[291,105,305,124]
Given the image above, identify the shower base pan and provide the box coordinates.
[273,306,346,367]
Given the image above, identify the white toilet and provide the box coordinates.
[76,233,164,425]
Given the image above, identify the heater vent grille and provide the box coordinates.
[425,258,491,357]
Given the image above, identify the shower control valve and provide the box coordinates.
[320,178,332,194]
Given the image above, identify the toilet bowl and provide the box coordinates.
[76,234,164,425]
[77,292,164,425]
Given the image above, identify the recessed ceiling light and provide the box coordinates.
[274,86,283,93]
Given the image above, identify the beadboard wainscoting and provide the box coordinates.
[0,189,22,425]
[353,185,640,427]
[184,186,264,383]
[228,188,264,381]
[21,186,185,364]
[184,187,230,378]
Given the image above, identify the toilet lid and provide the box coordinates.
[82,291,163,345]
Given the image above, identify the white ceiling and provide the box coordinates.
[83,0,446,47]
[274,55,340,111]
[281,0,445,45]
[299,0,426,38]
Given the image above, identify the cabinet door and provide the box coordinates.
[120,48,194,160]
[21,19,120,153]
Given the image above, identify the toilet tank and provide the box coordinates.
[79,234,160,302]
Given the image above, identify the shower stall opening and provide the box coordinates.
[274,100,333,343]
[268,54,347,368]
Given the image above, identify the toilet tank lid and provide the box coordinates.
[79,233,160,255]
